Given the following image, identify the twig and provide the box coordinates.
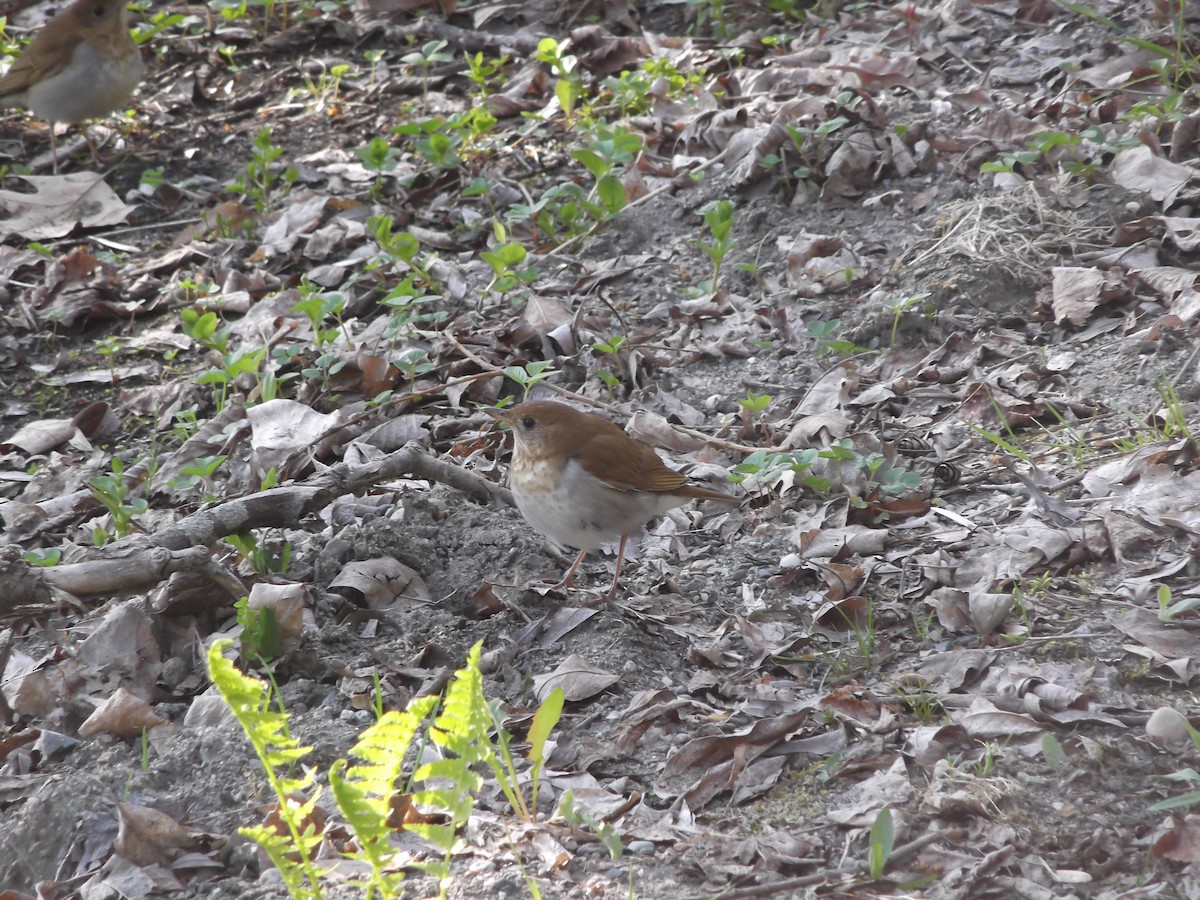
[683,829,960,900]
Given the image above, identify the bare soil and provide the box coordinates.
[3,0,1200,898]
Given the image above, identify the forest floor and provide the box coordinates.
[4,0,1200,897]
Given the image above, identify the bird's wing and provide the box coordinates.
[574,432,691,494]
[0,18,83,100]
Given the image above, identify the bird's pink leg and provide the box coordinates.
[551,549,589,591]
[606,534,629,601]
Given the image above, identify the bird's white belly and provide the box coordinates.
[27,42,143,123]
[510,458,684,551]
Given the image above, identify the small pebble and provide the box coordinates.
[627,840,656,856]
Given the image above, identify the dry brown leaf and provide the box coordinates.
[79,687,168,739]
[0,173,132,240]
[1110,146,1196,205]
[245,582,309,649]
[532,655,618,703]
[115,803,190,866]
[1153,815,1200,862]
[328,558,430,610]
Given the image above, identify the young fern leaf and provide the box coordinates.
[207,639,325,900]
[407,641,493,891]
[329,697,439,899]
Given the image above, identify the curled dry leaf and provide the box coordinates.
[245,399,344,473]
[624,410,706,453]
[957,700,1042,739]
[659,710,811,807]
[79,687,167,738]
[76,604,160,680]
[1146,706,1191,749]
[532,655,618,703]
[1152,815,1200,863]
[0,173,133,240]
[1049,266,1123,326]
[328,558,430,610]
[1109,145,1195,206]
[1,415,84,453]
[814,595,869,631]
[968,591,1014,637]
[115,802,190,866]
[246,582,309,648]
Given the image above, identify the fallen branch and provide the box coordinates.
[1,442,509,611]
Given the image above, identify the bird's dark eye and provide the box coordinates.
[93,4,106,15]
[520,417,536,429]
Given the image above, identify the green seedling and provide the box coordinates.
[601,57,700,117]
[489,687,564,823]
[394,348,435,383]
[890,678,940,725]
[405,39,456,107]
[868,806,894,880]
[198,345,268,412]
[295,60,351,112]
[738,391,771,416]
[168,454,227,496]
[417,128,462,170]
[1158,583,1200,621]
[481,236,537,297]
[463,175,498,199]
[1149,717,1200,812]
[980,148,1041,177]
[975,742,997,778]
[227,531,292,576]
[691,199,735,294]
[731,448,826,493]
[766,0,806,20]
[732,441,921,503]
[558,790,623,860]
[883,291,933,347]
[777,90,862,184]
[356,137,398,200]
[170,407,201,442]
[89,458,147,544]
[465,51,508,97]
[230,128,298,213]
[593,335,628,394]
[235,596,282,666]
[1041,733,1066,770]
[502,361,556,400]
[1056,0,1200,90]
[300,351,346,394]
[380,278,445,342]
[362,48,384,84]
[368,215,439,288]
[693,0,733,39]
[292,287,348,348]
[22,548,62,567]
[532,37,582,120]
[96,335,124,377]
[801,318,869,357]
[139,166,165,190]
[505,126,638,245]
